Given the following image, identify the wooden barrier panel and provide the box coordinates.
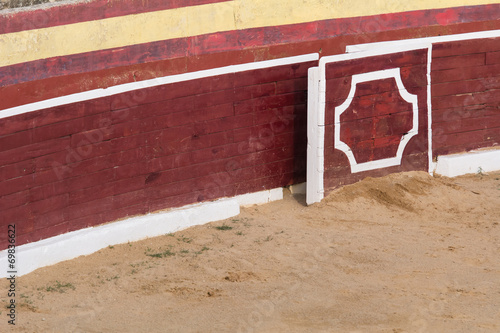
[307,33,500,204]
[0,55,317,249]
[1,2,499,252]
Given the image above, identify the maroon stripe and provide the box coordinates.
[0,0,232,34]
[1,4,499,91]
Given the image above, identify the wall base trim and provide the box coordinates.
[434,148,500,177]
[0,188,283,278]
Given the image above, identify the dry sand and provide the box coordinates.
[1,171,499,332]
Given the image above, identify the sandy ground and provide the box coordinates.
[1,171,499,333]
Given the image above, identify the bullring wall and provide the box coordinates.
[0,0,499,251]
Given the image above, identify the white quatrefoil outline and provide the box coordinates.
[334,67,419,173]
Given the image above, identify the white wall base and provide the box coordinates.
[0,188,284,278]
[434,148,500,177]
[235,188,283,207]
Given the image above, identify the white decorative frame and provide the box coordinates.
[334,67,419,173]
[307,29,500,205]
[307,43,433,205]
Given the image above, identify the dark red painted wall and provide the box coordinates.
[432,37,500,156]
[0,61,313,249]
[0,18,499,250]
[320,36,500,195]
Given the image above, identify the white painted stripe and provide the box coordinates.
[346,29,500,53]
[426,45,434,174]
[306,66,323,205]
[320,43,432,67]
[434,148,500,177]
[0,53,319,119]
[333,67,420,173]
[0,186,286,278]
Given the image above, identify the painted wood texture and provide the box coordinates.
[1,5,499,90]
[0,4,499,250]
[0,61,313,249]
[432,37,500,156]
[322,49,429,192]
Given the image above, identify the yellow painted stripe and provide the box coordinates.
[0,0,497,68]
[235,0,498,29]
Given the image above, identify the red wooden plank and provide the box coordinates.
[432,89,500,110]
[194,113,253,136]
[112,189,146,210]
[0,205,30,225]
[186,130,234,151]
[432,53,486,71]
[0,112,36,135]
[105,202,148,222]
[1,190,29,210]
[0,159,35,181]
[65,196,113,221]
[276,78,308,95]
[253,104,299,127]
[111,176,146,196]
[433,128,485,150]
[114,160,150,179]
[32,117,86,142]
[432,38,500,58]
[30,194,69,216]
[145,178,197,200]
[0,136,70,166]
[68,214,103,232]
[434,114,500,135]
[234,63,309,88]
[32,222,69,243]
[486,51,500,65]
[66,169,115,193]
[29,181,66,202]
[432,76,500,97]
[147,192,200,212]
[110,75,234,111]
[34,210,66,230]
[234,82,276,101]
[0,175,32,197]
[68,182,115,206]
[432,63,500,84]
[0,130,32,152]
[191,102,234,122]
[432,103,499,124]
[234,92,307,115]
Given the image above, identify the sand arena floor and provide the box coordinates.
[1,171,499,332]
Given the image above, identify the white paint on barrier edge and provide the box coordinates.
[306,66,323,205]
[0,53,319,119]
[0,197,240,278]
[0,186,290,278]
[434,148,500,178]
[346,29,500,53]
